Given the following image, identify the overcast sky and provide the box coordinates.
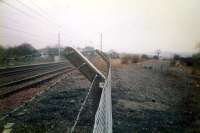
[0,0,200,54]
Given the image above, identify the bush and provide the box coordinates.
[141,54,149,60]
[192,53,200,68]
[0,43,39,66]
[171,53,200,69]
[173,54,181,61]
[5,43,38,58]
[121,56,130,64]
[131,55,139,63]
[121,55,140,64]
[0,46,5,64]
[153,55,159,59]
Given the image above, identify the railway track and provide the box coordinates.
[0,62,67,77]
[0,62,70,84]
[0,62,74,96]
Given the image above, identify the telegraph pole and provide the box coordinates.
[100,33,102,51]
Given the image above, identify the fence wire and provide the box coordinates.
[93,65,112,133]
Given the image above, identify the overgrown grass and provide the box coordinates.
[121,55,140,64]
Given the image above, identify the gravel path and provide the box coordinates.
[112,64,193,133]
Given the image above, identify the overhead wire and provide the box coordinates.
[0,34,56,45]
[0,0,58,30]
[0,0,75,48]
[0,0,34,18]
[0,25,42,38]
[0,0,59,45]
[14,0,60,28]
[29,0,60,28]
[0,14,57,37]
[0,25,56,43]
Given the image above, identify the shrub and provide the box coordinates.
[192,53,200,68]
[173,54,181,61]
[141,54,149,60]
[131,55,139,63]
[153,55,159,59]
[121,55,140,64]
[121,56,130,64]
[0,46,5,64]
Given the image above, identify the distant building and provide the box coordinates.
[39,49,49,58]
[39,47,65,58]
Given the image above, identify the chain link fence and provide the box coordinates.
[65,47,113,133]
[93,64,112,133]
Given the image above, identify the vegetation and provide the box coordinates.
[0,46,5,65]
[121,54,140,64]
[5,43,38,58]
[172,53,200,68]
[141,54,149,60]
[172,46,200,69]
[193,42,200,68]
[192,53,200,67]
[131,55,139,63]
[193,42,200,67]
[173,54,181,61]
[0,43,39,67]
[121,54,151,65]
[171,43,200,77]
[121,55,131,64]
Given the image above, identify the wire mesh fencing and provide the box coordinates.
[93,65,112,133]
[65,47,113,133]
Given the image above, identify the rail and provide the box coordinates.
[0,62,73,96]
[0,61,68,74]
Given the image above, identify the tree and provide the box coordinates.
[173,54,180,61]
[5,43,38,58]
[15,43,37,56]
[153,55,159,60]
[0,46,5,64]
[141,54,149,60]
[192,42,200,67]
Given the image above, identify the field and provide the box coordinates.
[112,59,200,132]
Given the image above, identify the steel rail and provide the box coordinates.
[0,61,67,74]
[0,66,73,96]
[0,62,68,77]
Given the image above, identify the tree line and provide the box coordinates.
[173,44,200,68]
[0,43,39,65]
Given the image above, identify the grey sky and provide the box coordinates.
[0,0,200,53]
